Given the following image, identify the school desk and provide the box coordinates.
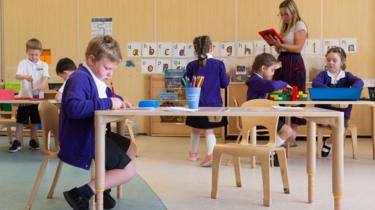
[94,107,345,210]
[276,100,375,160]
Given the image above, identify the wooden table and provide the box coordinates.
[0,99,59,104]
[276,100,375,160]
[95,107,345,210]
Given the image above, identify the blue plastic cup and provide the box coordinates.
[185,88,201,109]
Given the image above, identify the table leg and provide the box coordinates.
[307,120,316,203]
[372,106,375,160]
[95,115,106,210]
[116,121,125,199]
[332,114,345,210]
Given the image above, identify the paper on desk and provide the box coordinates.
[272,106,303,110]
[125,107,155,110]
[162,106,198,112]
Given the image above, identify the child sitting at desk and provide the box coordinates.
[246,53,295,166]
[312,46,364,157]
[54,57,77,101]
[58,35,135,209]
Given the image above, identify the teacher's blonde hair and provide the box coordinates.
[279,0,302,36]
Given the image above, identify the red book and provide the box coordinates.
[258,28,285,45]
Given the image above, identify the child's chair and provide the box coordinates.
[316,123,358,159]
[211,99,290,207]
[25,101,137,210]
[0,104,17,144]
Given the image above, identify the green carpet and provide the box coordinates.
[0,137,166,210]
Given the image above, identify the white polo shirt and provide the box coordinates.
[83,63,108,99]
[16,59,50,98]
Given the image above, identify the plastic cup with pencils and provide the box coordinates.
[184,76,204,109]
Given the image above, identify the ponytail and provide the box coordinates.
[193,35,212,68]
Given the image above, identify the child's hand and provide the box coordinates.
[265,35,282,48]
[111,97,124,110]
[25,75,33,82]
[122,98,132,108]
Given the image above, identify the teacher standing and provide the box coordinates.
[265,0,308,145]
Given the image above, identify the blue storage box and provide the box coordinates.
[309,88,362,101]
[138,100,159,108]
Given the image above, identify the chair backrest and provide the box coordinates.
[240,99,278,147]
[38,101,60,156]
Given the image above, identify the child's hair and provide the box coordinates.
[26,38,42,51]
[250,53,278,74]
[85,35,122,63]
[56,58,77,75]
[193,35,212,68]
[279,0,302,36]
[326,46,347,70]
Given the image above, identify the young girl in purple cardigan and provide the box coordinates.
[312,46,363,157]
[246,53,295,166]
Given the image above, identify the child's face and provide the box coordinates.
[279,8,291,24]
[26,49,41,63]
[262,62,281,79]
[326,52,343,74]
[58,70,74,81]
[88,56,119,81]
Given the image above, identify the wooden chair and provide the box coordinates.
[25,101,137,209]
[0,106,17,144]
[211,99,290,207]
[316,123,358,159]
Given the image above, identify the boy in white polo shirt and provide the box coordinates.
[8,38,50,153]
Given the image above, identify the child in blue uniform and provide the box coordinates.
[312,46,363,157]
[59,35,136,210]
[185,35,229,167]
[246,53,295,165]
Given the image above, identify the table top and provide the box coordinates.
[95,106,343,118]
[0,99,59,104]
[275,99,375,105]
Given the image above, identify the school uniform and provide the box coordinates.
[58,64,131,170]
[16,59,49,124]
[246,73,287,131]
[185,54,229,129]
[312,70,364,125]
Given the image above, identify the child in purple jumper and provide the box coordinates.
[312,46,363,157]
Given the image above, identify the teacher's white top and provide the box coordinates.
[282,20,308,47]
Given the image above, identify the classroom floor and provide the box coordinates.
[1,135,375,210]
[135,136,375,210]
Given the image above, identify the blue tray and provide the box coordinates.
[309,88,362,101]
[138,100,159,108]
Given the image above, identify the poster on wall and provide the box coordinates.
[157,42,173,57]
[127,42,141,58]
[305,39,322,55]
[220,42,235,57]
[156,59,171,73]
[141,59,157,74]
[322,39,340,55]
[91,17,112,37]
[172,43,187,58]
[212,42,221,57]
[171,59,188,70]
[186,43,195,58]
[40,49,52,64]
[254,40,270,55]
[340,38,357,54]
[236,41,253,57]
[142,42,157,57]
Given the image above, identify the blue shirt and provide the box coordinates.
[58,64,115,170]
[246,73,288,100]
[312,70,364,120]
[185,58,229,107]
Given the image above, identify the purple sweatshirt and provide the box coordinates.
[312,70,364,120]
[185,58,229,107]
[58,64,119,170]
[246,73,288,100]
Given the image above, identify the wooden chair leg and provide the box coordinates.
[276,150,290,194]
[47,160,63,198]
[25,158,49,210]
[350,126,358,159]
[211,148,222,199]
[232,156,241,187]
[117,185,123,199]
[317,127,324,158]
[285,141,290,158]
[260,156,271,207]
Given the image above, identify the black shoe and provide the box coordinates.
[63,187,89,210]
[8,140,21,153]
[321,141,332,157]
[270,153,280,167]
[104,189,116,209]
[29,139,40,150]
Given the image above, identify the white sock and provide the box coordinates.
[276,136,285,147]
[190,134,200,154]
[205,134,216,155]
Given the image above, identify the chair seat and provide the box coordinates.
[0,118,17,125]
[215,143,282,157]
